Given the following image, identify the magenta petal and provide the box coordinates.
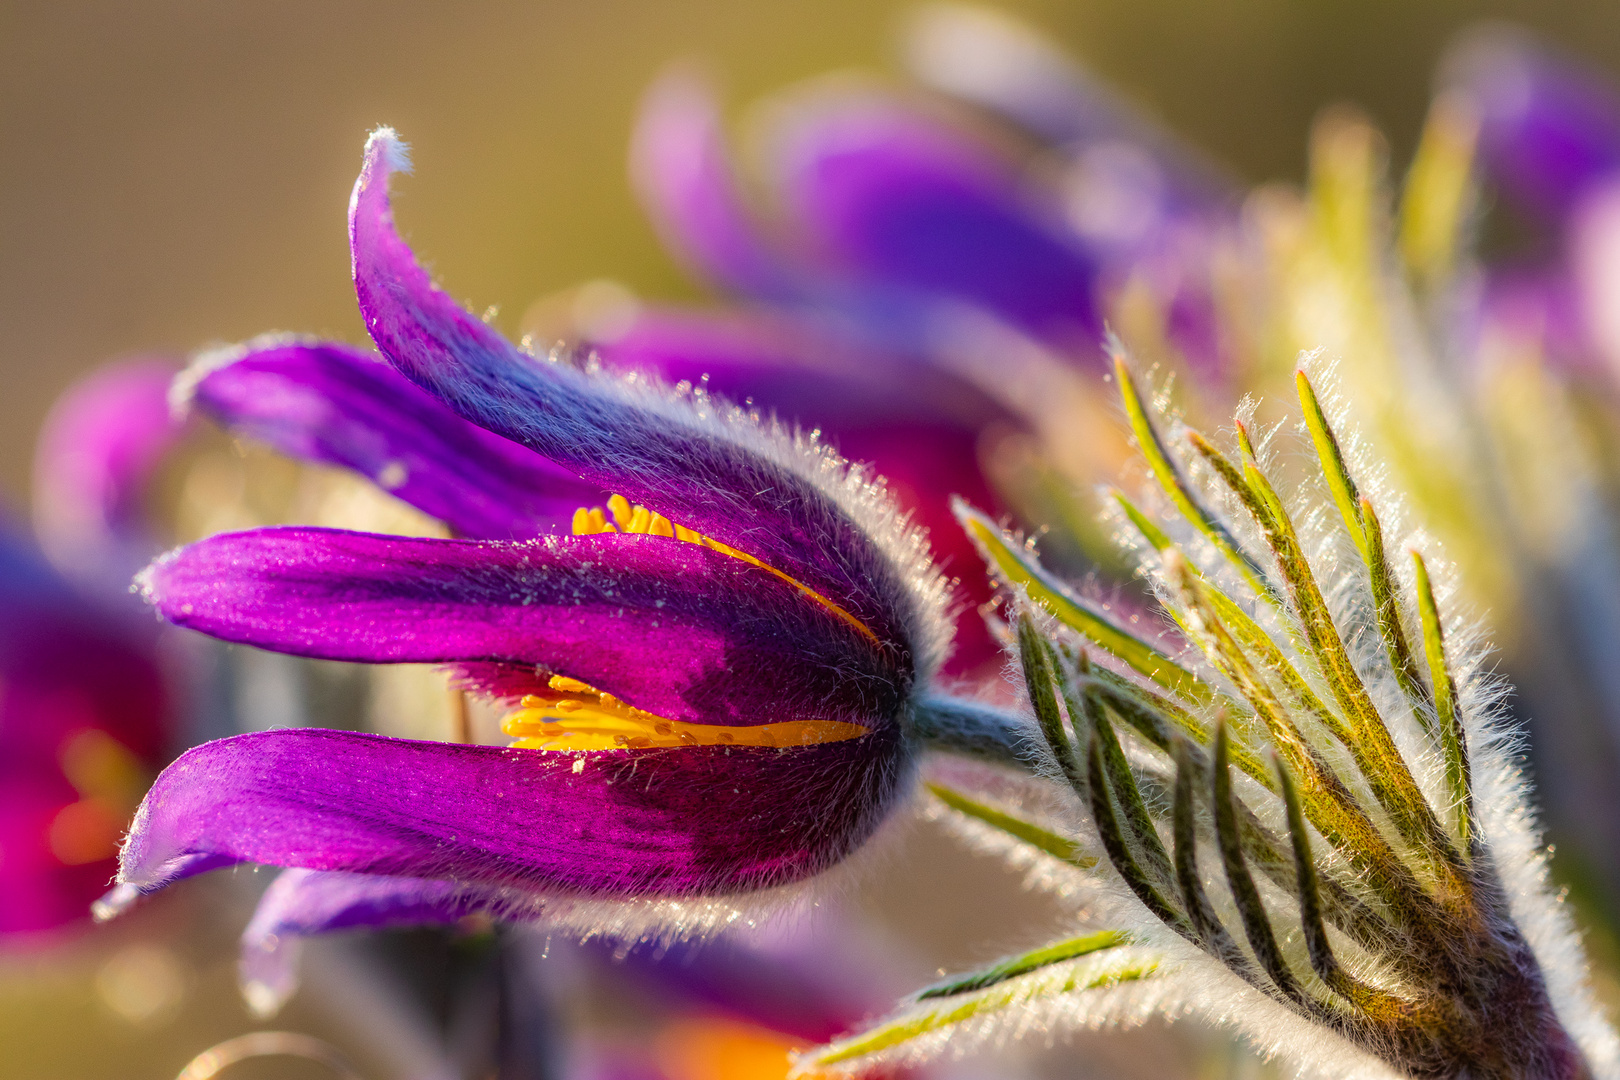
[184,337,601,540]
[349,130,926,649]
[240,869,498,1013]
[120,727,906,897]
[630,68,797,298]
[141,527,902,727]
[32,357,185,586]
[769,94,1101,351]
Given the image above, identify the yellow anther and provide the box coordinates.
[649,513,675,538]
[500,673,867,753]
[607,493,634,529]
[628,506,651,533]
[570,507,590,535]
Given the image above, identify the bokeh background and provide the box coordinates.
[7,1,1620,1077]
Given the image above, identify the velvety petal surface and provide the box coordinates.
[766,94,1102,351]
[32,357,184,586]
[141,526,902,727]
[630,68,798,298]
[351,130,934,655]
[183,337,601,540]
[120,726,907,898]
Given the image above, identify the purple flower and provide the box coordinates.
[113,129,968,920]
[629,29,1234,373]
[0,526,170,936]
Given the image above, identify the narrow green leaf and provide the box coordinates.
[959,500,1208,703]
[1171,739,1255,980]
[1113,354,1270,597]
[917,930,1130,999]
[1212,721,1306,1006]
[1018,612,1087,800]
[1411,551,1472,849]
[1296,369,1368,561]
[1112,488,1173,552]
[1274,753,1421,1024]
[1085,724,1193,938]
[925,782,1096,870]
[800,954,1159,1069]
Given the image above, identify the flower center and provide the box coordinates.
[572,494,880,647]
[499,494,883,753]
[502,674,868,751]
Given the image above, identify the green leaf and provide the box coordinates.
[925,782,1096,870]
[957,499,1208,704]
[917,930,1130,999]
[799,947,1159,1070]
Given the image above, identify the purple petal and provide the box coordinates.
[240,869,497,1014]
[1446,26,1620,221]
[766,93,1102,352]
[119,726,906,898]
[350,129,932,653]
[140,527,902,728]
[630,68,797,298]
[182,336,602,540]
[32,357,185,587]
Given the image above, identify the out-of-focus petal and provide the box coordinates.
[1445,26,1620,220]
[32,357,185,587]
[119,727,906,898]
[140,526,902,727]
[240,869,498,1015]
[181,336,602,540]
[0,525,170,934]
[630,67,798,298]
[350,129,941,655]
[765,92,1101,352]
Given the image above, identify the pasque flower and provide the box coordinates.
[110,128,993,923]
[801,360,1617,1079]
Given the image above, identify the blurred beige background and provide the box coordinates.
[7,2,1620,1077]
[6,0,1620,505]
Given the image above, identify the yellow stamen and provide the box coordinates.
[502,673,867,752]
[571,494,881,647]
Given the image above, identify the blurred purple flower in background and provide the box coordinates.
[0,360,182,936]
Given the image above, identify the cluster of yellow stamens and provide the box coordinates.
[497,494,883,753]
[571,494,706,542]
[502,674,867,752]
